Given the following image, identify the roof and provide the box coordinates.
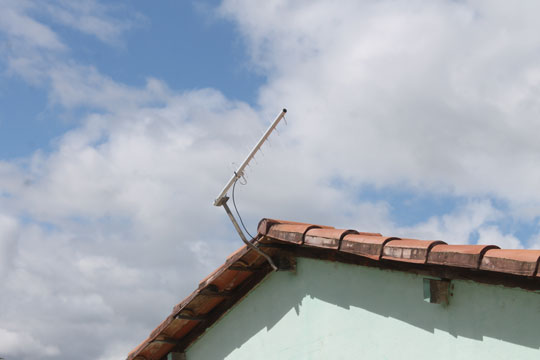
[127,218,540,360]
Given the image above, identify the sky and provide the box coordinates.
[1,0,540,359]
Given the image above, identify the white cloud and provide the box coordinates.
[529,233,540,249]
[0,76,277,359]
[0,327,60,358]
[477,225,523,249]
[3,1,540,359]
[0,214,18,280]
[0,1,65,50]
[48,65,171,110]
[96,341,135,360]
[220,0,540,208]
[0,54,397,359]
[42,0,135,45]
[0,0,137,83]
[394,200,502,244]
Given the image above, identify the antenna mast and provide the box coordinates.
[214,108,287,271]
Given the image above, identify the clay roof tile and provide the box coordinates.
[428,244,499,269]
[304,228,363,249]
[480,249,540,276]
[127,218,540,360]
[341,234,397,260]
[266,223,330,245]
[382,239,446,264]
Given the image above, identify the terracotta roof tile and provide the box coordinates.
[341,234,397,260]
[127,217,540,360]
[200,245,259,289]
[480,249,540,276]
[382,239,446,264]
[225,244,251,263]
[266,223,327,245]
[304,228,360,249]
[257,218,332,236]
[427,244,499,269]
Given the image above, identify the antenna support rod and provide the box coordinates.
[222,200,278,271]
[214,108,287,207]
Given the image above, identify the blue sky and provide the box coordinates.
[0,1,262,158]
[2,1,540,359]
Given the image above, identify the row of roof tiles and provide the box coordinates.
[128,218,540,360]
[258,219,540,277]
[127,238,273,360]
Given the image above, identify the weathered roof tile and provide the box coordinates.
[382,239,446,264]
[267,223,325,245]
[304,228,359,249]
[257,218,332,237]
[428,244,499,269]
[341,234,397,260]
[480,249,540,276]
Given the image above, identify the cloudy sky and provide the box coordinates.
[2,0,540,359]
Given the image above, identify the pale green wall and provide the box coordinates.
[186,258,540,360]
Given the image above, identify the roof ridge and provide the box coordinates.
[127,218,540,360]
[260,218,540,274]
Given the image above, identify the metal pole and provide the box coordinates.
[214,108,286,272]
[222,200,278,271]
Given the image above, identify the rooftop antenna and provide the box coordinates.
[214,108,287,271]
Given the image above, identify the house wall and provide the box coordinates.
[185,257,540,360]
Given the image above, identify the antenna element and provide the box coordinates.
[214,109,287,206]
[214,109,287,271]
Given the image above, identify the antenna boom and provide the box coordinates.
[214,108,287,206]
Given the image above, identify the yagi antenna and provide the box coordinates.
[214,108,287,271]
